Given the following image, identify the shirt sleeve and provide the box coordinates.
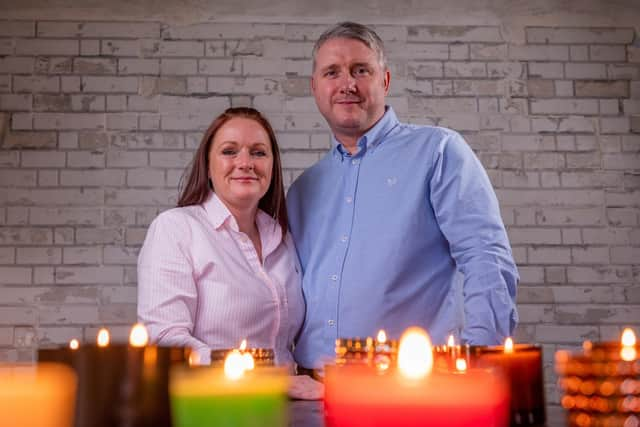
[429,130,519,345]
[137,210,211,364]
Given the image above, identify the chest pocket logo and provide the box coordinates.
[386,177,398,187]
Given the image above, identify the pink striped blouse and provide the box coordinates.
[137,192,305,367]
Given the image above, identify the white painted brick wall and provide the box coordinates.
[0,19,638,421]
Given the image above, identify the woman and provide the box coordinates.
[137,107,305,368]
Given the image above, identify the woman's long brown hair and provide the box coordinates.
[177,107,288,238]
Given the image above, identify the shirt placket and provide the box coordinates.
[323,153,361,343]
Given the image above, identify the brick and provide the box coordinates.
[204,41,225,57]
[73,58,117,74]
[106,113,138,130]
[0,57,34,73]
[4,188,103,206]
[71,94,105,112]
[186,77,207,94]
[571,246,610,264]
[126,168,164,187]
[603,153,640,170]
[508,228,561,244]
[35,57,73,74]
[560,171,622,188]
[141,76,187,95]
[0,75,10,92]
[0,21,35,37]
[611,246,640,264]
[528,246,571,264]
[526,27,634,44]
[21,151,66,168]
[33,94,72,111]
[161,113,217,130]
[535,325,599,344]
[149,151,192,168]
[10,113,32,130]
[61,76,81,92]
[0,227,52,245]
[39,305,101,324]
[103,246,139,264]
[0,327,13,346]
[160,59,198,75]
[29,207,102,225]
[13,76,59,93]
[443,62,486,77]
[105,188,176,206]
[606,208,638,226]
[569,45,589,61]
[107,95,127,111]
[575,81,628,98]
[66,151,105,168]
[409,97,477,115]
[164,22,283,40]
[556,305,640,324]
[0,170,36,187]
[568,266,632,284]
[80,40,100,56]
[448,44,468,60]
[526,80,554,97]
[38,170,58,187]
[15,39,78,56]
[600,117,630,134]
[106,150,148,167]
[198,59,241,75]
[565,63,607,79]
[3,131,57,149]
[599,99,619,115]
[16,247,61,265]
[407,25,501,42]
[34,113,104,130]
[589,45,626,62]
[530,99,598,115]
[37,22,160,38]
[623,100,640,114]
[101,40,139,56]
[75,228,124,245]
[510,45,568,61]
[63,247,102,264]
[387,42,449,60]
[141,40,204,57]
[528,62,563,79]
[82,76,138,93]
[555,80,573,97]
[0,267,32,284]
[118,59,160,75]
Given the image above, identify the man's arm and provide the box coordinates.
[429,130,519,345]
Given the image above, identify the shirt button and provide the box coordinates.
[328,320,335,326]
[330,274,338,281]
[345,196,353,203]
[351,159,359,165]
[340,235,348,242]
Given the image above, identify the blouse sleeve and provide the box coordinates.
[137,210,211,364]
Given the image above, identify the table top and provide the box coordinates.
[289,400,324,427]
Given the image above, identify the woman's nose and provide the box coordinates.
[236,150,254,169]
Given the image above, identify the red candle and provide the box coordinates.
[324,327,509,427]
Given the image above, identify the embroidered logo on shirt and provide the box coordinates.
[386,177,398,187]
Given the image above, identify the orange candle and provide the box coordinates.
[324,327,509,427]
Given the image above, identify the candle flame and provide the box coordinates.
[224,350,246,380]
[504,337,514,353]
[188,351,201,367]
[377,330,387,343]
[455,358,467,372]
[97,328,110,347]
[620,328,637,362]
[447,334,455,347]
[621,328,636,347]
[242,352,255,371]
[397,327,433,380]
[129,323,149,347]
[69,339,79,350]
[239,339,247,352]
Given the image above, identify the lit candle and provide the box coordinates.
[170,341,288,427]
[38,337,81,366]
[324,327,509,427]
[475,338,546,426]
[0,363,77,427]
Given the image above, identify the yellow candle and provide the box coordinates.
[0,363,77,427]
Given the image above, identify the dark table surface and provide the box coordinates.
[289,400,324,427]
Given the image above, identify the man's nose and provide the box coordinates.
[339,73,357,93]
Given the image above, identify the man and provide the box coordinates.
[287,22,519,371]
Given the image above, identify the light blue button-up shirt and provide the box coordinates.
[287,107,518,369]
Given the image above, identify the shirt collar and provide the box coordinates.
[203,192,282,255]
[331,106,399,160]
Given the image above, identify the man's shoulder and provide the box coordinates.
[288,150,334,194]
[394,121,462,143]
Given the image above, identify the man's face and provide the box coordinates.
[311,37,390,144]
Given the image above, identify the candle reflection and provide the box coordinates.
[397,327,433,380]
[69,339,79,350]
[97,328,109,347]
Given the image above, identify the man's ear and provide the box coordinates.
[310,75,317,94]
[383,69,391,95]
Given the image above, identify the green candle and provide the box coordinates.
[170,366,288,427]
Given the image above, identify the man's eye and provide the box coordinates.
[324,70,337,77]
[355,67,369,75]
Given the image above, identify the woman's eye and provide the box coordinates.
[221,149,236,155]
[252,150,267,157]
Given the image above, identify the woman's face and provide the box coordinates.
[208,117,274,213]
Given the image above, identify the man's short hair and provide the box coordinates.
[312,21,387,72]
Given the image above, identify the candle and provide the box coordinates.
[556,328,639,427]
[474,338,546,426]
[0,363,77,427]
[38,338,81,366]
[324,327,509,427]
[170,344,289,427]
